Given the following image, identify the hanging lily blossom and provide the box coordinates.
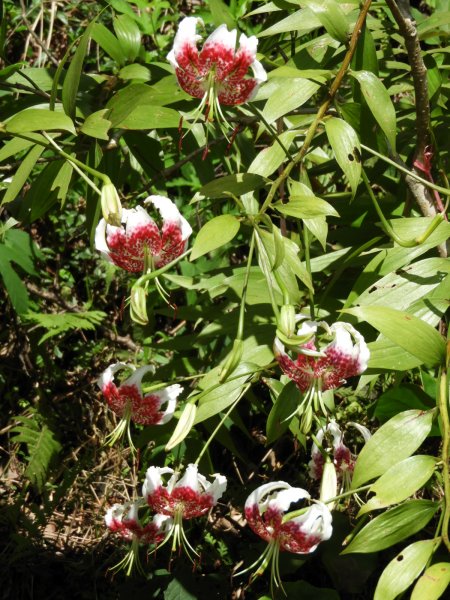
[273,317,370,431]
[309,420,371,488]
[95,195,192,273]
[143,463,227,558]
[167,17,267,124]
[105,500,172,574]
[237,482,332,591]
[98,363,183,448]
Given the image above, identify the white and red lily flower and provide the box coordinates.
[274,318,370,394]
[95,195,192,273]
[309,420,371,487]
[98,363,182,426]
[105,500,172,545]
[143,463,227,558]
[105,500,173,574]
[238,482,332,590]
[167,17,267,122]
[274,318,369,427]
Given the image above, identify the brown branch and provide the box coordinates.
[384,0,447,256]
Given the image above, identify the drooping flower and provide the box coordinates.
[105,499,172,574]
[143,463,227,557]
[95,195,192,273]
[309,420,371,488]
[273,317,370,430]
[167,17,267,123]
[238,482,332,590]
[98,363,183,448]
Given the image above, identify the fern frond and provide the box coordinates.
[24,310,106,343]
[12,411,62,492]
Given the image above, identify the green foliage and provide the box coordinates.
[24,310,106,343]
[12,409,62,493]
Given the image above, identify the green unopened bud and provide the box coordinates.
[130,285,148,325]
[300,404,313,434]
[320,459,338,510]
[278,304,296,338]
[275,328,315,351]
[219,339,244,382]
[101,181,122,226]
[165,403,197,451]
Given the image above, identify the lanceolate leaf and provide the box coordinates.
[275,195,339,219]
[113,14,141,62]
[262,78,320,123]
[5,108,76,134]
[342,500,439,554]
[411,563,450,600]
[302,0,349,43]
[351,409,434,488]
[62,24,93,119]
[344,305,446,367]
[190,215,241,261]
[374,540,436,600]
[324,117,361,197]
[351,70,396,150]
[358,455,437,516]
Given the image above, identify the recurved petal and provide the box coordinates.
[206,473,227,502]
[153,384,183,424]
[94,218,112,257]
[97,362,127,390]
[172,16,203,57]
[143,466,174,498]
[203,23,237,52]
[176,463,200,493]
[146,195,193,241]
[125,365,155,389]
[244,481,292,512]
[267,486,310,513]
[291,501,333,544]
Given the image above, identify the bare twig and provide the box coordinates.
[19,0,59,67]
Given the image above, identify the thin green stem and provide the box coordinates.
[438,363,450,552]
[136,249,192,287]
[42,131,108,188]
[361,142,450,198]
[361,169,443,247]
[303,224,315,319]
[237,231,256,340]
[194,383,251,466]
[258,0,373,215]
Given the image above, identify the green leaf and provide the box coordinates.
[259,8,322,36]
[91,23,125,65]
[209,0,235,28]
[358,456,437,516]
[351,409,434,488]
[190,215,240,261]
[249,131,297,177]
[266,380,300,443]
[344,305,446,367]
[351,70,396,150]
[62,25,92,119]
[12,411,62,492]
[80,109,112,140]
[324,117,361,197]
[0,133,46,162]
[1,144,44,206]
[119,64,151,81]
[5,108,76,134]
[24,311,106,344]
[112,105,181,130]
[302,0,349,43]
[262,78,320,123]
[113,14,141,62]
[275,195,339,219]
[342,500,439,554]
[411,563,450,600]
[199,173,267,199]
[0,250,29,313]
[164,578,197,600]
[374,385,435,423]
[193,363,254,424]
[374,540,436,600]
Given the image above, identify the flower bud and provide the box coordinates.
[300,404,313,434]
[319,459,338,511]
[165,403,197,451]
[101,181,122,226]
[278,304,297,338]
[219,339,244,382]
[130,285,148,325]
